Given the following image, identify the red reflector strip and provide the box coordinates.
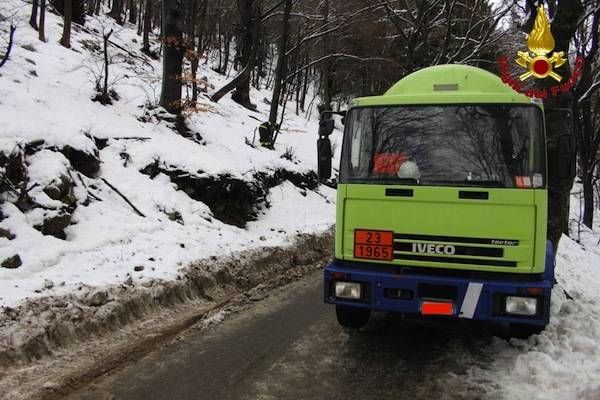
[525,287,544,295]
[421,301,454,316]
[331,272,345,280]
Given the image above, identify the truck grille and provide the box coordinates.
[392,233,519,268]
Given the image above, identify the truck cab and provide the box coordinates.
[319,65,563,338]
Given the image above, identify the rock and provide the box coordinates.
[259,236,266,241]
[249,292,265,302]
[43,279,54,290]
[42,382,60,391]
[167,210,183,224]
[0,228,15,240]
[1,255,22,269]
[84,290,109,307]
[43,174,77,207]
[60,145,100,178]
[134,265,144,272]
[35,212,72,239]
[141,279,154,288]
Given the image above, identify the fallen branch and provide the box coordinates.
[75,172,102,202]
[111,136,151,141]
[0,25,17,69]
[101,178,145,217]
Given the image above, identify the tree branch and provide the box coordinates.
[0,25,17,69]
[101,178,146,217]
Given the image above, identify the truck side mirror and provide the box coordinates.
[319,118,335,136]
[557,134,577,180]
[317,136,332,180]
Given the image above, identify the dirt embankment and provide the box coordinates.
[0,228,334,373]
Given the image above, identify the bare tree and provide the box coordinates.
[159,0,185,114]
[211,0,261,108]
[268,0,293,131]
[142,0,153,54]
[0,25,16,69]
[39,0,47,42]
[30,0,39,30]
[60,0,73,48]
[573,5,600,228]
[523,0,585,249]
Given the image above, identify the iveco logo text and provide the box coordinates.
[412,243,456,255]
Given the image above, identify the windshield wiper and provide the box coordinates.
[425,180,506,188]
[466,180,506,188]
[391,178,420,185]
[345,177,420,185]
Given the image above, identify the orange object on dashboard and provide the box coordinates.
[373,153,407,174]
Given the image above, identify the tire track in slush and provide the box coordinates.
[68,271,496,400]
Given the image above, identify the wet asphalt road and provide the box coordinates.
[67,270,497,400]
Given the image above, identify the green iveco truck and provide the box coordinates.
[318,64,576,338]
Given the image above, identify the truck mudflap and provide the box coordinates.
[325,242,555,326]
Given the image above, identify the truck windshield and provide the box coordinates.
[340,105,545,188]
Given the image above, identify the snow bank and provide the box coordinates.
[0,0,341,308]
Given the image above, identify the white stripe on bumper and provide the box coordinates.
[459,282,483,319]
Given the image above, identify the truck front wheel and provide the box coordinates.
[335,305,370,329]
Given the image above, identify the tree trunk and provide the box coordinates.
[142,0,152,54]
[137,0,143,34]
[110,0,123,24]
[30,0,39,30]
[60,0,73,48]
[159,0,184,114]
[212,2,260,108]
[231,0,259,109]
[583,174,594,228]
[222,34,231,74]
[39,0,46,42]
[531,0,585,250]
[0,25,16,69]
[128,0,137,24]
[299,50,309,112]
[103,29,113,101]
[320,0,331,110]
[574,10,600,229]
[268,0,292,128]
[191,0,208,103]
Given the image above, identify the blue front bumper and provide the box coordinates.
[324,254,554,326]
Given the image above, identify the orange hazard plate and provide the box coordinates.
[421,301,454,316]
[354,229,394,261]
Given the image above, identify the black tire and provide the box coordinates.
[335,305,370,329]
[508,323,545,339]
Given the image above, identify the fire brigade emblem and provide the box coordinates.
[515,5,566,82]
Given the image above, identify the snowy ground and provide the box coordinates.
[0,1,341,308]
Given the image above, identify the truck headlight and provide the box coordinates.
[335,282,362,299]
[505,296,538,316]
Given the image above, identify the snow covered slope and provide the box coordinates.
[0,1,341,307]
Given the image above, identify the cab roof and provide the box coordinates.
[355,64,533,106]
